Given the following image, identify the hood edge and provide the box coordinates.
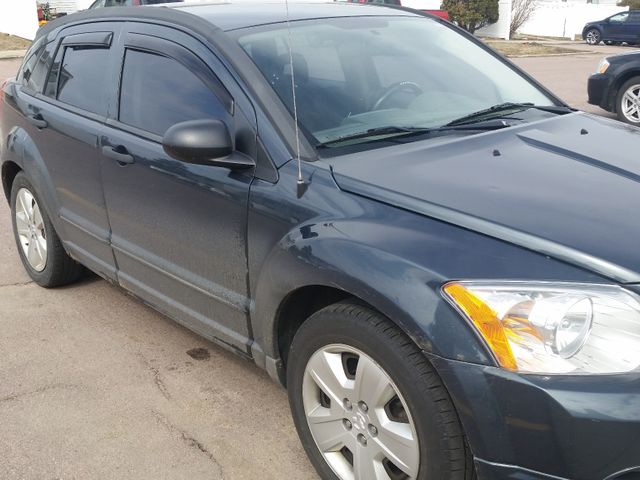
[334,174,639,284]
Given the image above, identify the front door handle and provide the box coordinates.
[102,145,135,166]
[27,114,48,129]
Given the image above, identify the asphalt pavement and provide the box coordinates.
[512,42,632,117]
[0,44,633,479]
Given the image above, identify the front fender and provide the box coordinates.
[609,65,640,111]
[247,161,609,382]
[251,220,494,371]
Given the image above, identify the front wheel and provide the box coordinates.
[585,29,601,45]
[287,301,474,480]
[616,76,640,126]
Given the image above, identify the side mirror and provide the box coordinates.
[162,119,254,170]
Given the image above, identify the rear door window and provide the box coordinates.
[119,49,229,136]
[54,46,111,115]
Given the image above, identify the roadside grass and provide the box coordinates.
[0,33,31,51]
[511,33,570,42]
[485,41,584,57]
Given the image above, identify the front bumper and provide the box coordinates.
[428,354,640,480]
[588,73,614,111]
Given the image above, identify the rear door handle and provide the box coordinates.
[102,145,135,166]
[27,114,48,129]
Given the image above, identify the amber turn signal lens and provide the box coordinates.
[443,282,518,370]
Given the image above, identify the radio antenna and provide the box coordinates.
[283,0,306,197]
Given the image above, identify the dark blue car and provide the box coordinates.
[2,3,640,479]
[583,10,640,45]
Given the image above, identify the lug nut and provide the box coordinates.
[368,424,378,437]
[343,398,353,411]
[357,433,367,446]
[358,401,368,412]
[343,419,352,431]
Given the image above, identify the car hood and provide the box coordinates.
[609,50,640,62]
[329,112,640,283]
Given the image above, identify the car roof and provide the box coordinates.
[172,2,419,31]
[37,2,421,39]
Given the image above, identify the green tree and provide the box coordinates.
[617,0,640,8]
[441,0,500,34]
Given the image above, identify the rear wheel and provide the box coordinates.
[10,172,84,287]
[287,301,474,480]
[585,29,601,45]
[616,76,640,125]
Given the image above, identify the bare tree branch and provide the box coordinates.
[511,0,538,38]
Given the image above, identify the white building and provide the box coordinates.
[49,0,85,14]
[0,0,39,40]
[477,0,513,39]
[519,0,628,39]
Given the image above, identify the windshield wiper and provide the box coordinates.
[315,121,509,148]
[445,102,574,127]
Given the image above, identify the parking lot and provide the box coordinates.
[511,42,631,116]
[0,42,634,479]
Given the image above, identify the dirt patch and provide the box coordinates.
[0,34,31,51]
[186,348,210,361]
[485,41,586,57]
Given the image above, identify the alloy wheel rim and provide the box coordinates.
[15,188,47,272]
[302,344,420,480]
[586,30,599,44]
[622,84,640,124]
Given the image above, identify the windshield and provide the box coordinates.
[236,16,555,147]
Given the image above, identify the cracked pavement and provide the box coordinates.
[0,100,316,478]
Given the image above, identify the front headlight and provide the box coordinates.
[597,58,610,74]
[442,282,640,374]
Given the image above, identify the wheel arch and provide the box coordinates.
[1,160,22,203]
[249,234,494,386]
[275,285,365,374]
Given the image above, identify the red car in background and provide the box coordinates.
[88,0,182,8]
[347,0,449,20]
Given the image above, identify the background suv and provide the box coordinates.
[583,10,640,45]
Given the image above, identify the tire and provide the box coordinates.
[287,301,474,480]
[585,29,601,45]
[616,76,640,126]
[10,172,84,287]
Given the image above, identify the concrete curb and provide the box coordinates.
[0,50,27,60]
[506,51,599,58]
